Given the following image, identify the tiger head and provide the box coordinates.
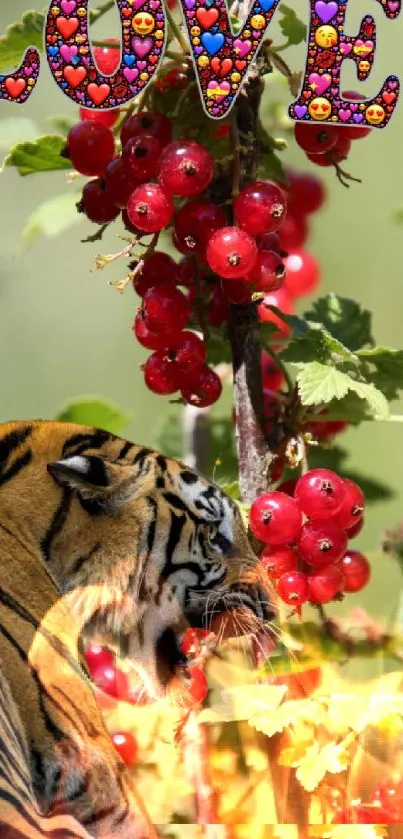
[0,421,274,698]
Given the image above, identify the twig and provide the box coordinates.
[181,712,221,823]
[165,5,190,54]
[182,402,211,475]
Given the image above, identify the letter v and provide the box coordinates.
[178,0,280,118]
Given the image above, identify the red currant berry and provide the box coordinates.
[260,545,298,579]
[84,644,115,674]
[125,683,153,705]
[121,111,172,149]
[257,288,294,339]
[346,516,364,540]
[143,351,181,395]
[181,628,210,657]
[307,136,351,167]
[91,663,130,699]
[294,122,340,154]
[285,169,326,216]
[158,140,214,197]
[111,731,138,766]
[221,279,251,304]
[206,227,258,279]
[297,521,348,567]
[121,208,142,234]
[127,183,174,233]
[331,478,365,530]
[258,231,282,254]
[206,285,229,326]
[79,107,120,129]
[307,565,345,604]
[283,250,320,297]
[172,331,206,373]
[234,181,287,236]
[78,179,120,224]
[277,571,309,606]
[157,67,189,92]
[104,156,139,209]
[339,550,370,593]
[134,252,178,297]
[371,778,403,822]
[295,469,346,520]
[177,257,195,288]
[278,214,309,251]
[187,667,209,704]
[67,122,115,177]
[261,352,284,391]
[249,491,302,545]
[305,410,348,441]
[122,134,162,181]
[277,479,297,497]
[181,366,222,408]
[93,38,121,75]
[173,199,227,259]
[247,250,286,293]
[133,311,180,350]
[332,805,393,824]
[142,284,189,335]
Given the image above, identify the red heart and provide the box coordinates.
[235,59,246,71]
[63,65,87,88]
[122,8,131,17]
[211,57,221,74]
[382,91,396,105]
[149,55,158,64]
[196,8,219,28]
[47,34,58,43]
[5,77,26,98]
[56,16,79,39]
[87,82,111,104]
[220,58,232,77]
[303,90,311,99]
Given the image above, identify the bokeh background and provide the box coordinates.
[1,0,403,630]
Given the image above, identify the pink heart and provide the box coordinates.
[233,38,252,58]
[123,67,139,82]
[308,72,331,96]
[207,79,230,103]
[340,42,353,55]
[390,80,398,90]
[150,0,159,8]
[137,60,147,70]
[132,0,147,8]
[60,45,78,62]
[131,37,153,58]
[61,0,76,12]
[338,108,351,121]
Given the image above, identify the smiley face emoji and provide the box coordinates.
[191,25,201,36]
[365,103,385,125]
[250,14,266,29]
[308,96,332,120]
[359,60,371,73]
[198,55,209,68]
[315,25,338,48]
[132,12,155,35]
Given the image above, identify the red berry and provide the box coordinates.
[67,122,115,177]
[84,644,115,674]
[277,479,297,497]
[91,664,130,699]
[306,410,348,440]
[260,545,298,579]
[177,257,195,288]
[127,183,174,233]
[125,683,153,705]
[158,140,214,197]
[143,283,189,335]
[234,181,287,236]
[331,478,365,530]
[285,169,326,216]
[122,207,142,234]
[269,667,322,699]
[283,250,320,297]
[134,252,178,297]
[247,250,286,293]
[278,214,309,250]
[307,136,351,167]
[206,285,229,326]
[257,288,295,339]
[143,351,181,395]
[79,179,120,224]
[122,134,162,181]
[221,279,251,304]
[181,366,222,408]
[133,312,179,350]
[261,352,284,391]
[79,107,120,129]
[371,778,403,822]
[172,331,206,373]
[173,199,227,259]
[187,667,209,704]
[295,469,346,520]
[332,805,393,824]
[121,111,172,149]
[294,122,340,154]
[346,516,364,540]
[249,491,302,545]
[158,67,189,92]
[93,38,121,75]
[181,628,210,657]
[277,571,309,606]
[104,156,139,209]
[206,227,258,279]
[111,731,138,766]
[258,231,282,254]
[307,565,345,604]
[339,550,370,593]
[297,521,348,567]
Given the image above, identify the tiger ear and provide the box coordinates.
[47,456,111,491]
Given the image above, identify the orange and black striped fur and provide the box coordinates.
[0,420,272,837]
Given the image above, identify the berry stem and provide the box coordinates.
[89,0,115,24]
[264,345,293,394]
[165,5,190,55]
[181,712,221,823]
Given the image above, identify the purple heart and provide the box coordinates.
[194,45,203,54]
[314,0,338,23]
[185,0,196,8]
[294,105,307,118]
[353,113,364,123]
[131,36,153,58]
[76,91,85,100]
[60,45,78,62]
[61,0,76,12]
[137,60,147,70]
[124,67,139,82]
[82,56,91,65]
[338,108,351,121]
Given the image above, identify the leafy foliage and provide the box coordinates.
[56,397,131,435]
[0,11,44,72]
[22,193,83,247]
[278,5,307,47]
[2,135,71,176]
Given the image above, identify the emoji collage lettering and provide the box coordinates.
[290,0,400,130]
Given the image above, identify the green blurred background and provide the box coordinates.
[1,0,403,626]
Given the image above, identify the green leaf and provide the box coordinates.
[0,11,44,72]
[2,134,71,176]
[221,481,240,501]
[0,116,39,151]
[152,411,183,459]
[357,346,403,401]
[278,5,307,46]
[56,397,131,435]
[297,362,389,419]
[22,192,83,247]
[206,326,232,366]
[304,294,373,352]
[307,392,372,424]
[279,322,357,366]
[45,115,77,136]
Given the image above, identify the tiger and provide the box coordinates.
[0,419,274,837]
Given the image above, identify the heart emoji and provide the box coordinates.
[123,67,139,82]
[308,72,331,96]
[60,44,78,62]
[201,32,225,55]
[207,79,230,103]
[233,38,252,58]
[56,16,79,39]
[63,65,87,87]
[196,8,219,28]
[87,83,111,104]
[235,60,246,71]
[383,90,396,105]
[5,77,26,98]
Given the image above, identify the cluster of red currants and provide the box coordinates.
[294,90,371,172]
[333,776,403,824]
[249,468,369,608]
